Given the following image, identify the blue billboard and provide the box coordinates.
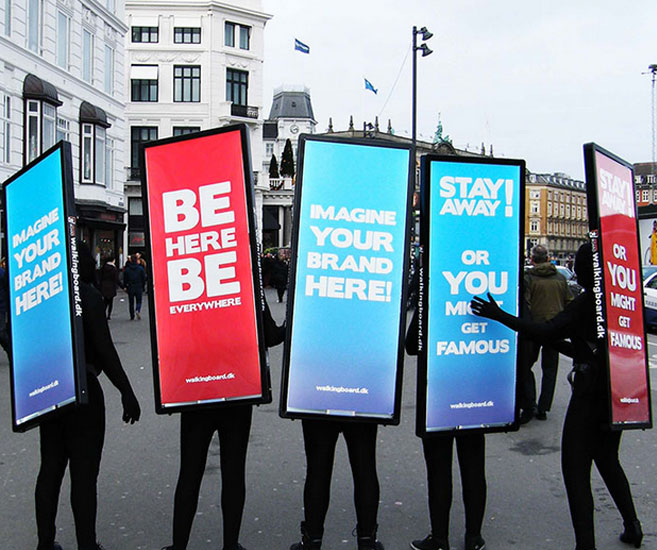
[280,136,413,423]
[418,156,524,435]
[3,142,85,431]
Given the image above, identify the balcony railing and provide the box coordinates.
[269,177,293,191]
[231,104,259,119]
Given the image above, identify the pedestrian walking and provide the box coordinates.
[520,245,572,423]
[271,251,289,303]
[160,301,285,550]
[99,256,121,320]
[122,256,146,320]
[471,242,644,550]
[0,258,11,361]
[405,289,487,550]
[35,241,141,550]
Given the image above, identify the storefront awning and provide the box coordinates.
[23,74,62,106]
[130,65,158,80]
[80,101,111,129]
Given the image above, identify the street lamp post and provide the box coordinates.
[412,26,434,155]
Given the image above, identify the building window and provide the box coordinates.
[131,79,157,101]
[82,29,94,83]
[225,21,250,49]
[81,123,93,182]
[224,21,235,46]
[226,69,247,106]
[130,126,158,178]
[560,204,564,216]
[173,66,200,102]
[42,102,56,151]
[530,219,539,234]
[172,126,200,136]
[174,27,200,44]
[56,116,69,143]
[56,11,69,68]
[566,204,570,217]
[529,189,540,199]
[642,189,650,202]
[95,126,106,185]
[104,45,114,94]
[105,137,114,188]
[547,202,552,216]
[0,94,10,164]
[239,25,250,49]
[4,0,11,36]
[80,122,110,186]
[129,197,143,215]
[132,26,158,43]
[265,142,274,157]
[530,201,539,215]
[26,100,39,162]
[27,0,40,52]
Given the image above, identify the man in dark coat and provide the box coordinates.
[99,257,121,320]
[520,245,572,422]
[122,255,147,320]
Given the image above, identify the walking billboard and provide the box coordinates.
[584,143,652,429]
[280,136,413,424]
[2,142,86,432]
[141,125,270,413]
[417,155,525,436]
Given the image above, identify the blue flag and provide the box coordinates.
[294,38,310,54]
[364,78,378,94]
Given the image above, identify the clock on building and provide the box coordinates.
[290,124,299,134]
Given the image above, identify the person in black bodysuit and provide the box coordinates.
[405,293,487,550]
[35,241,141,550]
[289,419,383,550]
[471,243,643,550]
[161,301,285,550]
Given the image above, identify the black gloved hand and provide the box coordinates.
[470,293,503,321]
[121,390,141,424]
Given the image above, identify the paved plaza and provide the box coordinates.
[1,288,656,550]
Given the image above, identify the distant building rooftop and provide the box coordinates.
[268,88,315,121]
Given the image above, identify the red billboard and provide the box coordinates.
[585,143,652,429]
[142,125,269,412]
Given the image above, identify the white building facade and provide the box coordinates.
[0,0,128,261]
[124,0,271,255]
[261,86,316,249]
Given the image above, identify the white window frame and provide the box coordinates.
[82,29,94,84]
[81,123,93,182]
[56,116,70,143]
[56,11,69,69]
[530,219,539,234]
[265,142,274,157]
[105,136,114,188]
[642,189,650,202]
[95,126,106,185]
[104,45,114,94]
[42,102,56,151]
[26,99,41,163]
[0,93,11,164]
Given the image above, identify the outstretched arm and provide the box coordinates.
[471,292,577,347]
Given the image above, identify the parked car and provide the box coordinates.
[643,271,657,330]
[556,265,584,296]
[642,265,657,280]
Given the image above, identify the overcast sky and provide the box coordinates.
[262,0,656,180]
